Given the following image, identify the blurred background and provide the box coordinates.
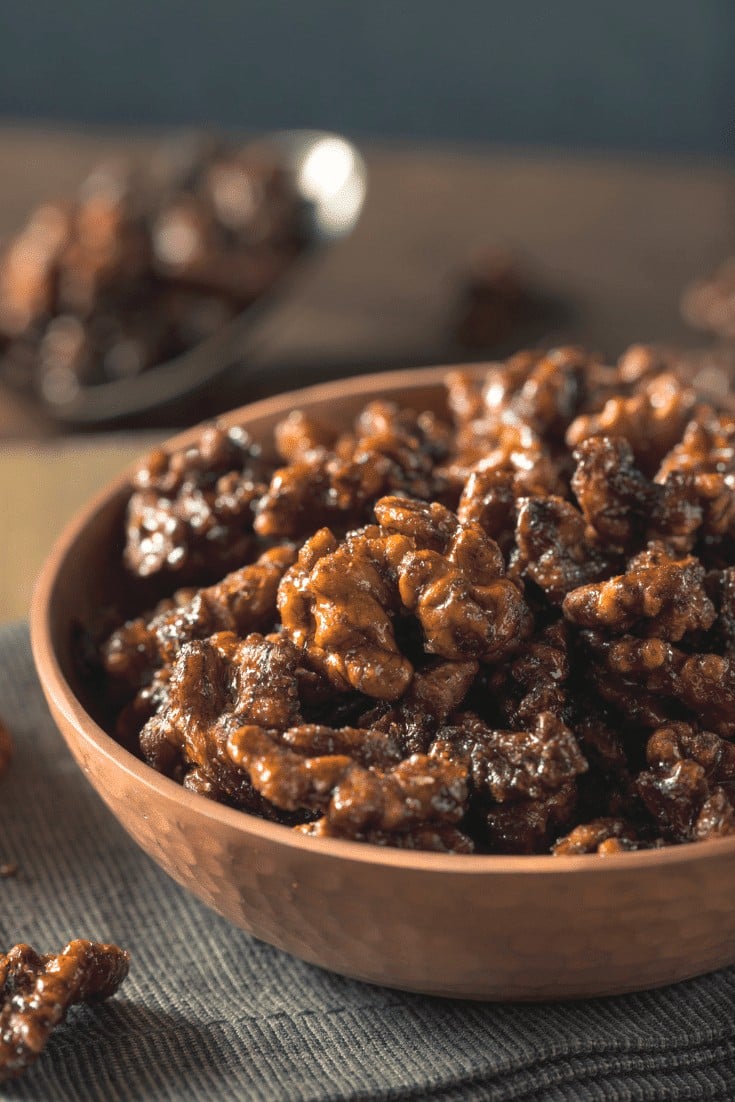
[1,0,731,153]
[1,0,734,617]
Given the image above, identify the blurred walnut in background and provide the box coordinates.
[0,135,306,405]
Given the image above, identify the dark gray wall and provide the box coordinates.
[0,1,732,153]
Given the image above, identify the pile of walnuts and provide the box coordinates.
[0,137,304,402]
[98,345,735,855]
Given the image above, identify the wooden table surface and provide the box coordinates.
[2,126,734,618]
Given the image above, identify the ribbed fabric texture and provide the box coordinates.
[1,621,735,1102]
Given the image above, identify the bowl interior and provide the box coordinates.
[34,363,735,874]
[42,365,467,775]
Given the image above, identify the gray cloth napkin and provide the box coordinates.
[1,621,735,1102]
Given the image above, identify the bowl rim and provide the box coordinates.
[30,363,735,875]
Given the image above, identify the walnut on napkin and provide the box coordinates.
[0,939,130,1081]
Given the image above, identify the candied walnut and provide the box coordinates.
[650,415,735,551]
[274,410,338,463]
[444,367,488,427]
[457,468,518,553]
[563,545,716,642]
[552,818,639,856]
[227,724,468,836]
[278,524,414,699]
[281,724,404,770]
[430,711,586,803]
[570,436,719,558]
[296,817,474,853]
[103,544,295,692]
[447,347,591,438]
[0,719,11,779]
[645,722,735,780]
[617,344,679,386]
[375,495,463,550]
[125,422,270,580]
[487,619,571,727]
[449,420,561,498]
[587,632,735,737]
[279,498,530,699]
[592,641,735,737]
[376,500,523,645]
[675,654,735,738]
[636,723,735,841]
[647,471,707,554]
[657,409,735,480]
[513,495,615,603]
[694,789,735,840]
[255,401,451,539]
[0,140,306,400]
[571,436,655,551]
[702,568,735,654]
[359,658,479,757]
[443,351,581,493]
[581,633,682,729]
[485,782,578,854]
[353,401,454,468]
[139,632,303,808]
[401,658,478,724]
[511,347,589,440]
[566,373,697,475]
[0,940,129,1082]
[398,523,532,663]
[253,453,367,539]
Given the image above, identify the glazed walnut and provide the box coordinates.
[657,409,735,479]
[430,711,587,804]
[571,434,735,556]
[125,422,271,580]
[567,373,697,475]
[0,940,129,1082]
[227,724,468,838]
[103,544,295,692]
[485,783,578,855]
[582,632,735,737]
[397,522,532,663]
[255,401,452,539]
[277,524,415,699]
[358,658,480,757]
[447,347,591,441]
[139,631,304,808]
[552,818,639,856]
[278,497,530,698]
[636,723,735,842]
[571,436,655,551]
[487,619,572,727]
[563,546,716,642]
[457,467,518,553]
[513,495,616,603]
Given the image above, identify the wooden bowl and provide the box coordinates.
[31,366,735,1001]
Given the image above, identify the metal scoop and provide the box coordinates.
[42,130,367,424]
